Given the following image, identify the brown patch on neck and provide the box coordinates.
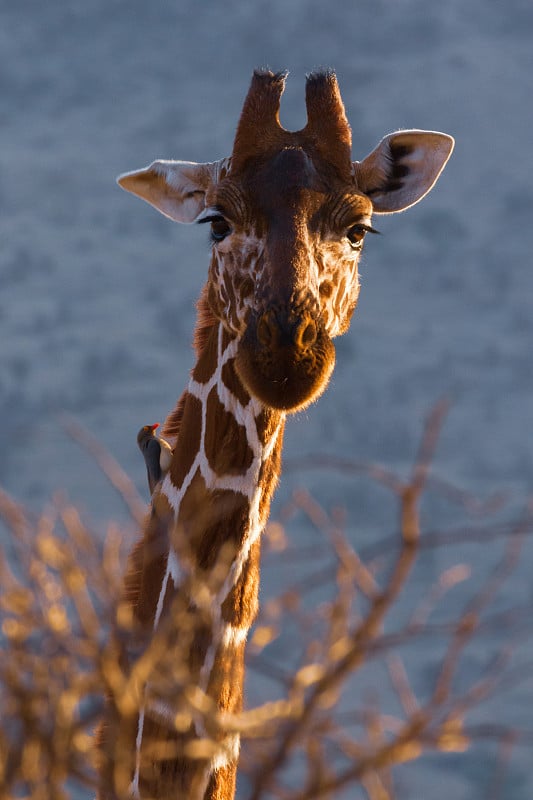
[134,728,212,799]
[175,470,251,572]
[258,446,283,527]
[169,392,203,490]
[221,358,250,407]
[205,386,254,476]
[122,494,174,628]
[255,407,284,446]
[192,323,219,384]
[221,538,261,628]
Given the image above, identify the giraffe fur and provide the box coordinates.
[97,69,453,800]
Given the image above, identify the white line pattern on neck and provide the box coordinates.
[132,323,285,791]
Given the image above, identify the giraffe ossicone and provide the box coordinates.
[97,69,453,800]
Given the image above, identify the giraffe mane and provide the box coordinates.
[192,282,218,357]
[161,283,218,443]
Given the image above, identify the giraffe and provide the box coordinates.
[97,70,453,800]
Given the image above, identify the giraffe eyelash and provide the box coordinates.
[197,213,227,225]
[347,223,381,236]
[198,214,233,243]
[345,223,380,249]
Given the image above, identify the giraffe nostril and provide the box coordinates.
[257,312,276,347]
[295,319,317,349]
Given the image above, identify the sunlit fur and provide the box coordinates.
[101,69,454,800]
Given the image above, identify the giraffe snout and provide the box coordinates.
[235,306,335,412]
[256,309,318,352]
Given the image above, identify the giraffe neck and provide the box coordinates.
[129,321,285,800]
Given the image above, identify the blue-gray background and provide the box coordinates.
[2,1,533,797]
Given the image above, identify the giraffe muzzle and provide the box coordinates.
[235,309,336,412]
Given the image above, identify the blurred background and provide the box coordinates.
[1,1,533,797]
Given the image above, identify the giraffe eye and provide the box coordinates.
[346,223,380,249]
[210,216,232,243]
[346,224,367,248]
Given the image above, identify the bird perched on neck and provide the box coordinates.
[136,423,173,496]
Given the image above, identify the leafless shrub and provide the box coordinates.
[0,488,119,796]
[1,404,532,799]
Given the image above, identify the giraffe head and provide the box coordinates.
[119,70,453,412]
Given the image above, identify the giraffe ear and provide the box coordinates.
[353,130,454,214]
[117,160,224,223]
